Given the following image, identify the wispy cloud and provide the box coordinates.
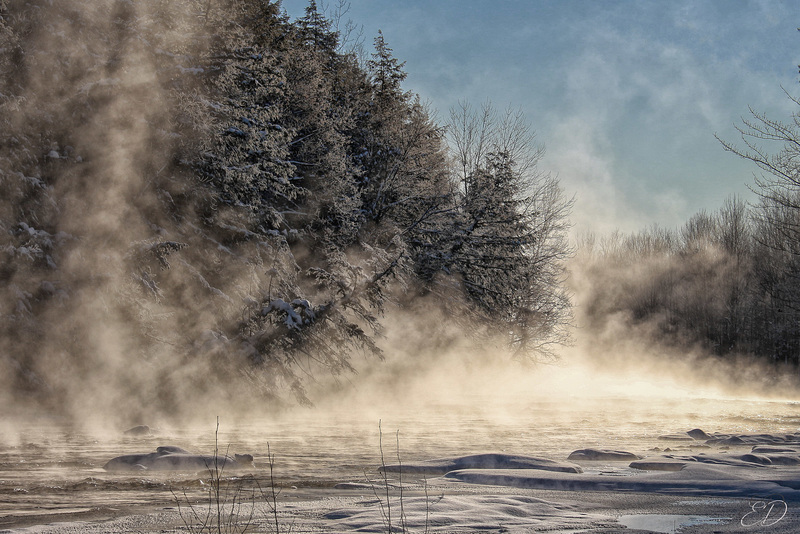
[546,115,642,235]
[543,2,796,232]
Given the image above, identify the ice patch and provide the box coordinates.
[618,513,729,533]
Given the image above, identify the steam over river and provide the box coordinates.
[2,392,800,527]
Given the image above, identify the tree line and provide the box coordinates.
[577,109,800,369]
[0,0,571,413]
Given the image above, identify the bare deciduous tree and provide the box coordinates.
[444,101,573,361]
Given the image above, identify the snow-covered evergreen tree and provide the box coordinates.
[0,0,576,416]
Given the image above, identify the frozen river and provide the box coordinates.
[2,391,799,525]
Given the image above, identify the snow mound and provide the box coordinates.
[380,453,583,475]
[444,463,800,499]
[664,429,800,446]
[322,494,611,533]
[567,448,641,461]
[103,446,254,472]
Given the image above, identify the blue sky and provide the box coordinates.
[281,0,800,234]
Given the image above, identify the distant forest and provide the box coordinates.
[578,113,800,369]
[0,0,572,413]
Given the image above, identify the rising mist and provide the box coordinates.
[3,1,798,438]
[0,0,578,430]
[0,1,212,424]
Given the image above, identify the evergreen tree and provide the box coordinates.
[444,103,573,359]
[0,0,577,414]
